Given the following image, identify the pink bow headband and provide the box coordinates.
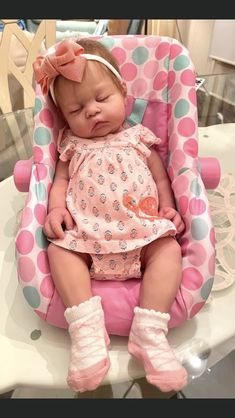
[33,39,123,103]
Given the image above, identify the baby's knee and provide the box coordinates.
[167,237,182,260]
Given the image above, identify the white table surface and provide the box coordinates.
[1,124,235,394]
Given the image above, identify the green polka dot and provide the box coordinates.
[201,277,214,300]
[174,99,190,118]
[35,226,48,249]
[99,37,115,49]
[163,56,169,70]
[35,183,47,201]
[190,178,202,197]
[23,286,41,308]
[49,167,55,180]
[178,167,189,175]
[191,218,208,240]
[33,98,42,116]
[173,55,190,71]
[34,127,51,146]
[132,47,149,65]
[162,87,168,102]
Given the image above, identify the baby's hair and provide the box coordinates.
[76,38,124,93]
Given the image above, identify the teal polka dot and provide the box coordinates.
[23,286,41,308]
[173,55,190,71]
[99,38,115,49]
[163,56,169,70]
[49,167,55,180]
[162,87,168,102]
[174,99,190,118]
[178,167,189,175]
[33,98,42,116]
[201,277,214,300]
[191,218,208,240]
[132,47,149,65]
[34,127,51,146]
[35,183,47,201]
[190,178,202,197]
[35,226,48,249]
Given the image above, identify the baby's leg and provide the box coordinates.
[47,243,110,392]
[128,237,187,392]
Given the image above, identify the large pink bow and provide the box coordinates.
[33,39,86,95]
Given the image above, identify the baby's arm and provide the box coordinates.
[43,159,74,239]
[147,148,184,234]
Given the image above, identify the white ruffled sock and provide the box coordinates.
[128,306,188,392]
[64,295,110,392]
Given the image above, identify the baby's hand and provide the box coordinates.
[43,207,74,239]
[158,206,185,234]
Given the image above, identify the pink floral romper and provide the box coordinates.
[51,124,176,280]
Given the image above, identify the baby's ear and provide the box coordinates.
[121,80,127,97]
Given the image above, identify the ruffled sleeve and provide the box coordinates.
[135,125,161,158]
[57,128,76,162]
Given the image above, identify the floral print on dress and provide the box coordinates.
[50,124,176,256]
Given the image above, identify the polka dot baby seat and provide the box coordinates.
[15,35,217,336]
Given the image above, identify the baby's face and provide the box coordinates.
[55,61,126,138]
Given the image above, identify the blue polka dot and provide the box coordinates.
[201,277,214,300]
[191,218,208,240]
[34,127,51,146]
[23,286,41,308]
[190,178,202,197]
[33,98,42,116]
[35,226,48,249]
[35,183,47,201]
[132,47,149,65]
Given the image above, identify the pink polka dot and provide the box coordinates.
[33,164,47,181]
[210,227,216,246]
[179,196,188,215]
[131,78,148,96]
[16,230,34,255]
[145,37,160,48]
[183,138,198,157]
[181,288,194,309]
[112,47,126,65]
[155,42,170,59]
[153,71,167,90]
[180,237,189,256]
[37,251,50,274]
[208,254,215,276]
[180,69,195,86]
[168,165,174,181]
[188,243,207,266]
[168,71,176,89]
[34,204,46,225]
[190,302,205,318]
[182,267,204,290]
[122,37,138,50]
[21,207,33,228]
[34,146,43,163]
[189,198,206,215]
[18,256,36,282]
[171,149,186,171]
[177,117,196,137]
[188,88,197,106]
[121,62,137,81]
[169,133,179,152]
[39,109,54,128]
[173,175,189,194]
[40,275,54,298]
[49,142,57,161]
[170,83,182,102]
[170,44,183,59]
[144,60,159,78]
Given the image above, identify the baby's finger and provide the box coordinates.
[49,218,65,239]
[64,212,74,231]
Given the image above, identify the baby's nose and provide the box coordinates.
[85,103,101,118]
